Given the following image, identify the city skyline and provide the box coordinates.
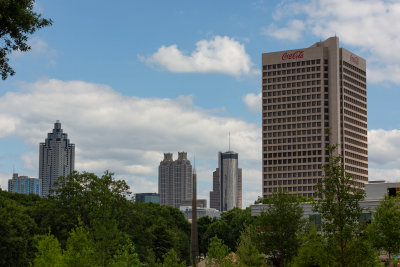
[1,1,400,207]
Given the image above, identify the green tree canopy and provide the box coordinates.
[0,0,52,79]
[255,188,305,267]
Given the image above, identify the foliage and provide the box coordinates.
[313,143,365,267]
[255,188,305,266]
[109,242,142,267]
[161,248,186,267]
[236,226,265,267]
[63,221,97,267]
[33,232,64,267]
[369,194,400,262]
[291,227,333,267]
[0,192,38,266]
[198,216,217,255]
[206,236,234,267]
[0,0,52,79]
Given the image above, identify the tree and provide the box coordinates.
[161,248,186,267]
[236,226,265,267]
[206,236,234,267]
[0,0,52,79]
[63,222,97,267]
[255,188,305,266]
[33,232,64,267]
[313,143,365,267]
[369,194,400,263]
[108,242,142,267]
[0,193,38,266]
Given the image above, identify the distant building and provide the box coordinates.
[39,121,75,197]
[209,151,242,211]
[8,173,40,195]
[158,152,192,208]
[365,180,400,199]
[180,206,221,221]
[181,199,207,208]
[135,193,160,204]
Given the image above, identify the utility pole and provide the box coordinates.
[191,161,199,266]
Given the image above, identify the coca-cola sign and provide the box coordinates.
[282,50,304,60]
[350,54,359,65]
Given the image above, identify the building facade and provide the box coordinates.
[209,151,242,211]
[39,121,75,197]
[158,152,192,208]
[262,37,368,198]
[8,173,40,195]
[135,193,160,204]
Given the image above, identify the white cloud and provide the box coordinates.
[0,172,11,191]
[0,79,262,206]
[266,0,400,84]
[369,168,400,182]
[141,36,257,77]
[243,92,261,113]
[263,20,305,42]
[369,129,400,167]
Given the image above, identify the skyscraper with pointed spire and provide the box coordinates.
[39,121,75,197]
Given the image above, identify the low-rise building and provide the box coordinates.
[8,173,41,195]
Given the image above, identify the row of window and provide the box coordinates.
[265,116,324,125]
[264,69,322,78]
[344,123,368,135]
[343,82,366,95]
[264,143,324,152]
[265,157,323,165]
[264,177,323,185]
[346,165,368,175]
[345,151,368,162]
[342,67,366,82]
[344,115,367,129]
[344,130,367,141]
[345,158,368,169]
[264,110,325,119]
[265,150,323,158]
[265,136,324,144]
[344,102,367,115]
[264,87,322,95]
[343,61,366,76]
[344,136,368,148]
[265,164,323,172]
[263,121,322,131]
[343,95,367,109]
[264,74,323,83]
[344,109,367,122]
[265,129,323,137]
[264,80,324,89]
[343,74,366,89]
[345,144,368,155]
[263,59,322,70]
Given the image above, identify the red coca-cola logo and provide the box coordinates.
[350,54,359,65]
[282,50,304,60]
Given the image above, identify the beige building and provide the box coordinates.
[262,37,368,198]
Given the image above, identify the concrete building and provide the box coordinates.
[180,206,221,221]
[209,151,242,211]
[8,173,40,195]
[365,180,400,200]
[39,121,75,197]
[181,199,207,208]
[158,152,192,208]
[135,193,160,204]
[262,36,368,198]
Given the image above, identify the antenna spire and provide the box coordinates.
[229,132,231,151]
[193,154,196,174]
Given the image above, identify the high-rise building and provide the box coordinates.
[209,151,242,211]
[8,173,41,195]
[135,193,160,204]
[262,36,368,198]
[39,121,75,197]
[158,152,192,208]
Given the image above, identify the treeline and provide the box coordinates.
[0,171,190,266]
[2,144,400,266]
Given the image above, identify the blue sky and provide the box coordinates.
[1,0,400,207]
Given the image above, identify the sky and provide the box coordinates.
[1,0,400,208]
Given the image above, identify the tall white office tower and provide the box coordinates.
[39,121,75,197]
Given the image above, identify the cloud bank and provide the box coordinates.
[265,0,400,84]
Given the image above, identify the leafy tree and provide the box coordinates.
[0,0,52,79]
[109,242,142,267]
[63,221,97,267]
[33,232,64,267]
[291,227,333,267]
[369,194,400,263]
[198,216,216,255]
[206,236,234,267]
[0,192,38,266]
[161,248,186,267]
[236,226,265,267]
[313,143,365,267]
[255,188,305,266]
